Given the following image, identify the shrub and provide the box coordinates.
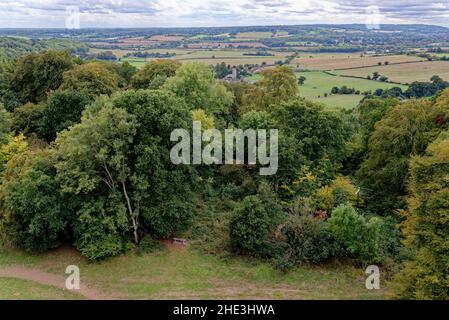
[229,195,270,253]
[2,150,68,252]
[281,215,339,264]
[312,176,360,213]
[72,196,132,261]
[137,235,164,255]
[327,204,387,264]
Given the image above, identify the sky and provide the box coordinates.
[0,0,449,28]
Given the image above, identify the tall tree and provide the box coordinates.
[243,65,299,112]
[39,89,92,141]
[131,59,180,89]
[60,61,119,97]
[357,92,449,214]
[393,130,449,299]
[9,50,73,104]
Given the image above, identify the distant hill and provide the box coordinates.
[0,37,89,60]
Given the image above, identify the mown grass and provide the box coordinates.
[0,278,84,300]
[0,245,386,300]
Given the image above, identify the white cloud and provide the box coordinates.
[0,0,448,28]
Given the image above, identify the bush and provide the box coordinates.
[229,195,270,253]
[327,204,387,264]
[136,235,163,255]
[281,215,339,264]
[312,176,360,213]
[72,196,132,261]
[2,151,67,252]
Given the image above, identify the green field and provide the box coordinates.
[0,278,84,300]
[119,49,289,67]
[0,245,386,300]
[120,57,147,68]
[247,71,408,109]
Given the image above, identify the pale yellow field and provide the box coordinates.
[143,49,291,65]
[292,54,423,71]
[235,31,273,39]
[89,48,133,58]
[335,60,449,84]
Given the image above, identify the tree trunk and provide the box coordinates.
[122,181,139,244]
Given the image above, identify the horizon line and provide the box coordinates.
[0,23,448,31]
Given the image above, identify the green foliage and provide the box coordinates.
[40,89,92,141]
[54,102,137,259]
[137,235,164,255]
[110,89,196,238]
[281,215,338,264]
[393,131,449,299]
[222,81,253,124]
[2,150,67,252]
[72,195,132,261]
[0,37,87,60]
[11,102,45,136]
[163,62,233,121]
[239,110,275,130]
[192,109,215,130]
[9,51,73,103]
[357,98,399,154]
[0,133,28,174]
[327,204,387,264]
[131,60,180,89]
[243,66,299,112]
[0,103,11,144]
[357,92,449,214]
[229,195,270,253]
[272,99,348,198]
[60,61,119,97]
[117,61,138,84]
[312,176,360,213]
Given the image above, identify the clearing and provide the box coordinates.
[0,244,386,300]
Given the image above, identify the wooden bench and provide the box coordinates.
[173,238,187,246]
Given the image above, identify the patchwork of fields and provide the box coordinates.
[89,45,449,109]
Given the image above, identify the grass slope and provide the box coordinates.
[0,245,386,300]
[0,278,83,300]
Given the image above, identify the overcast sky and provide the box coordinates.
[0,0,449,28]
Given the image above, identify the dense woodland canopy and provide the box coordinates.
[0,49,448,299]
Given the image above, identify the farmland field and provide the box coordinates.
[119,49,291,67]
[291,53,423,71]
[335,60,449,84]
[235,31,274,39]
[247,71,408,109]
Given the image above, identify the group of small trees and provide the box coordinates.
[331,86,361,95]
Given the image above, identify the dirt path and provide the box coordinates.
[0,265,113,300]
